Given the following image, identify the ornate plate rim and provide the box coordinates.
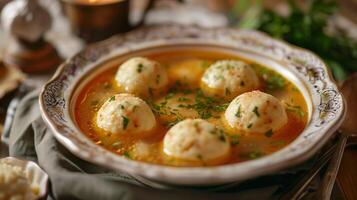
[39,25,346,185]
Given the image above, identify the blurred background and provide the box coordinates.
[0,1,356,199]
[0,0,355,80]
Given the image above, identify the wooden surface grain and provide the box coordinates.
[337,146,357,200]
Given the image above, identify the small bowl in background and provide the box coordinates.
[0,157,49,200]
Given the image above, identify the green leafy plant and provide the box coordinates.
[231,0,357,81]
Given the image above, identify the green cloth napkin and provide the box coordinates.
[6,89,321,200]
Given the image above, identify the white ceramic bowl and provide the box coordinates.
[39,25,345,186]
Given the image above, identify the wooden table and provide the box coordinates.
[337,146,357,199]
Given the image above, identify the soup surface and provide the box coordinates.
[74,50,308,167]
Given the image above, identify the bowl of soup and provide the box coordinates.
[40,25,345,186]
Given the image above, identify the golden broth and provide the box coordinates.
[74,50,308,167]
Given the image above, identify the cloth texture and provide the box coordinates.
[6,89,323,200]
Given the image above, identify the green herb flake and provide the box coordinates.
[122,116,129,130]
[265,129,273,137]
[109,96,116,102]
[266,75,285,90]
[215,129,226,143]
[253,106,260,117]
[286,103,305,118]
[178,97,190,102]
[123,151,131,159]
[201,61,210,69]
[165,93,174,100]
[247,123,253,129]
[218,134,226,143]
[212,103,229,112]
[166,117,183,128]
[137,63,144,73]
[230,135,239,146]
[235,105,242,118]
[258,68,286,91]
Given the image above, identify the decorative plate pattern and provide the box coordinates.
[40,25,345,185]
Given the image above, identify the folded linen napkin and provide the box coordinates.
[4,89,331,200]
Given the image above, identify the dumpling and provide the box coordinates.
[163,119,230,164]
[115,57,169,97]
[200,60,259,100]
[167,59,208,89]
[96,94,156,136]
[224,91,288,135]
[154,93,199,125]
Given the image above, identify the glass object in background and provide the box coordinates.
[1,0,62,74]
[60,0,154,43]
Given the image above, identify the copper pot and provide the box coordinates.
[60,0,154,43]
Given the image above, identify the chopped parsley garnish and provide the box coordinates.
[120,105,125,109]
[286,103,305,118]
[166,117,183,128]
[230,135,239,146]
[216,128,227,143]
[265,129,273,137]
[247,123,253,129]
[218,134,226,142]
[201,61,210,69]
[266,75,285,90]
[109,96,116,102]
[122,116,129,130]
[178,97,190,102]
[253,106,260,117]
[174,89,226,119]
[137,63,144,73]
[255,66,286,90]
[235,105,241,118]
[150,89,227,121]
[123,151,131,159]
[212,103,229,112]
[165,93,174,100]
